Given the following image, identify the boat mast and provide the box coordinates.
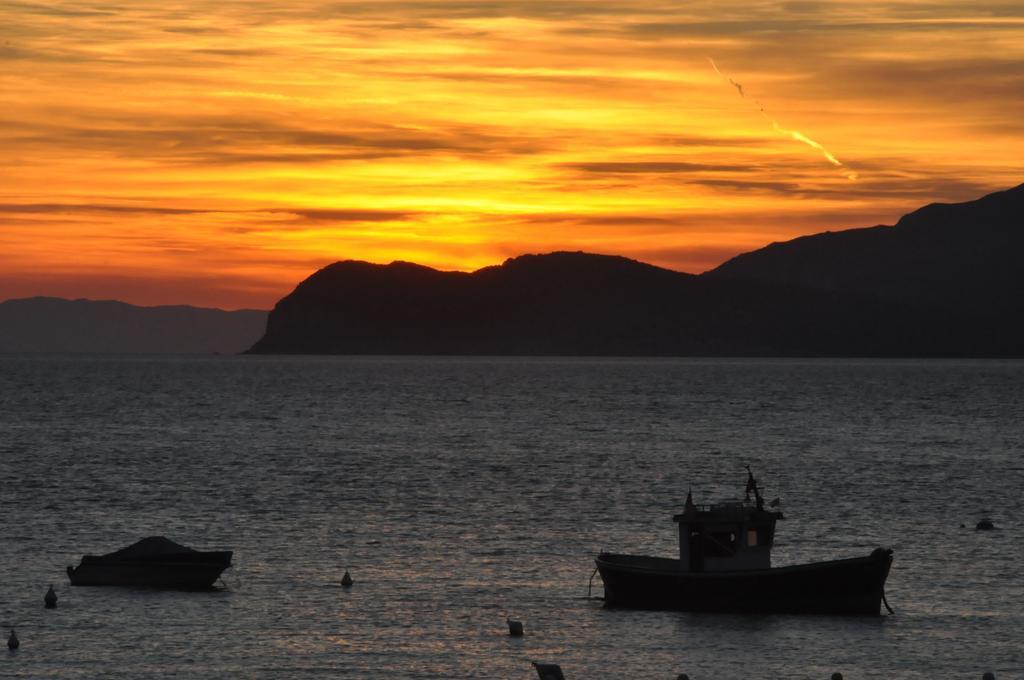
[745,465,764,510]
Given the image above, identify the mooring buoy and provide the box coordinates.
[7,629,18,650]
[44,584,58,609]
[341,569,353,587]
[507,617,524,636]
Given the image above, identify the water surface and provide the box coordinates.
[1,356,1021,678]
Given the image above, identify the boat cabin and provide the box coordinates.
[673,471,783,573]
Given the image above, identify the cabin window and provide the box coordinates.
[703,531,736,557]
[747,527,773,547]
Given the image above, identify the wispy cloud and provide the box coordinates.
[0,203,209,215]
[1,0,1022,307]
[0,203,418,222]
[561,161,753,174]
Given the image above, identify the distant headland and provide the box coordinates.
[248,184,1024,357]
[0,298,266,354]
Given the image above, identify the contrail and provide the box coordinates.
[772,122,843,167]
[709,57,744,98]
[708,58,857,180]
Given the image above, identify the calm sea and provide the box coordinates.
[0,356,1021,679]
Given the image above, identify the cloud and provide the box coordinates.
[268,208,415,222]
[693,179,804,193]
[0,202,419,223]
[553,214,681,226]
[3,0,1024,310]
[561,161,753,174]
[3,117,547,165]
[658,134,769,148]
[0,44,91,62]
[307,1,641,21]
[0,203,211,216]
[3,2,115,17]
[832,58,1024,105]
[692,174,996,201]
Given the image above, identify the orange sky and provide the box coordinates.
[2,1,1023,309]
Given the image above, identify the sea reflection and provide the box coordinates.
[0,356,1021,678]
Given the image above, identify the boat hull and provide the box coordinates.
[596,548,893,616]
[68,553,232,589]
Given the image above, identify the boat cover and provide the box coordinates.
[98,537,198,560]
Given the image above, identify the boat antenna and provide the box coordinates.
[745,465,764,510]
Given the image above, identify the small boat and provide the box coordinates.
[66,536,232,589]
[595,469,894,616]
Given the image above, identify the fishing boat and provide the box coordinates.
[67,536,232,589]
[595,469,893,615]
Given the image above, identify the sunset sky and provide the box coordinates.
[2,1,1023,309]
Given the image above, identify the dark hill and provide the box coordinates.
[248,184,1024,356]
[706,183,1024,319]
[247,251,980,356]
[0,297,267,354]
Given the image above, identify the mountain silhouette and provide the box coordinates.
[0,297,267,354]
[707,183,1024,320]
[249,184,1023,356]
[248,258,970,357]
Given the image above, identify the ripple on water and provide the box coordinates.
[0,356,1021,679]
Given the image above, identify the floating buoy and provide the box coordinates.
[831,674,843,680]
[7,629,18,650]
[44,584,58,609]
[983,673,996,680]
[507,617,524,636]
[676,675,690,680]
[341,570,353,587]
[532,662,564,680]
[976,519,995,531]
